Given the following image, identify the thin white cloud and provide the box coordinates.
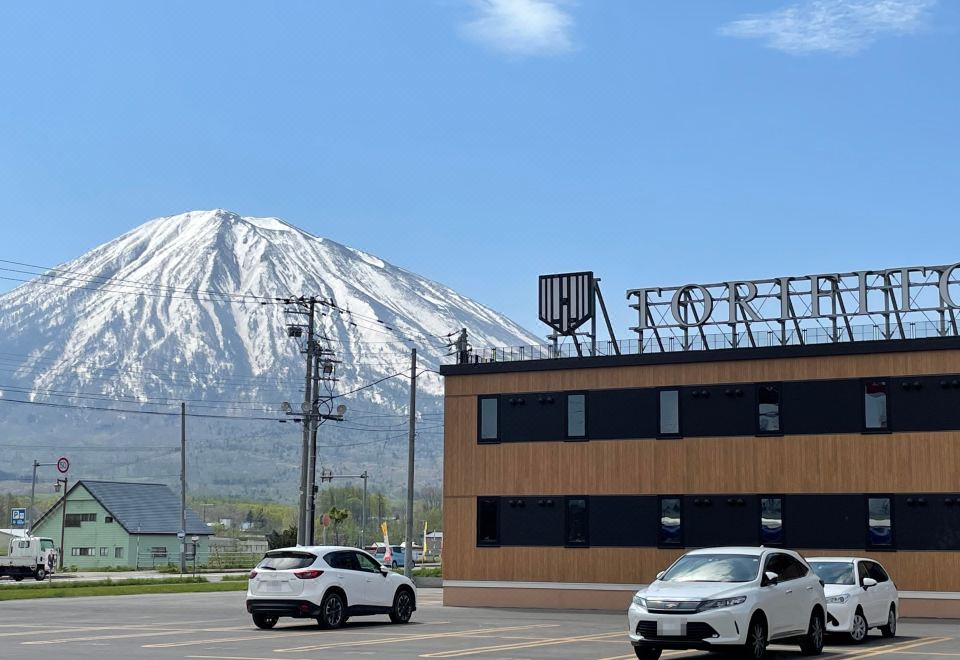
[719,0,937,55]
[460,0,575,56]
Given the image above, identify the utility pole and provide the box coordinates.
[404,348,416,579]
[299,299,316,546]
[180,402,186,575]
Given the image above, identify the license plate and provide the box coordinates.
[657,618,687,636]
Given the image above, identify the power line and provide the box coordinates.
[0,396,282,421]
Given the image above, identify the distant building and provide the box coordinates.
[424,531,443,558]
[0,528,27,553]
[32,480,212,569]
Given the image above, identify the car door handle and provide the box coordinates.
[785,589,793,594]
[806,586,814,590]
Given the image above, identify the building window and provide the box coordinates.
[100,547,109,556]
[150,547,168,558]
[659,496,683,547]
[105,516,114,523]
[867,496,893,548]
[566,394,586,440]
[758,384,781,434]
[82,513,96,522]
[115,547,124,559]
[71,547,95,556]
[864,380,889,430]
[64,514,82,527]
[477,497,500,546]
[760,496,784,545]
[658,390,680,437]
[478,396,499,443]
[565,497,589,546]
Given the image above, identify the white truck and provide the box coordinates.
[0,536,57,581]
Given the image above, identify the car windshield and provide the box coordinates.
[257,551,316,570]
[809,561,855,585]
[660,554,760,583]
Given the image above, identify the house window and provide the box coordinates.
[566,394,586,440]
[760,497,784,545]
[150,547,168,558]
[64,514,82,527]
[81,513,96,522]
[758,384,781,434]
[100,547,109,556]
[659,496,683,546]
[477,497,500,546]
[864,380,889,430]
[478,396,499,443]
[565,497,589,546]
[867,496,893,548]
[71,547,95,556]
[115,547,124,559]
[105,516,114,523]
[658,390,680,437]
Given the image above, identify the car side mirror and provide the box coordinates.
[379,565,390,577]
[656,571,665,580]
[862,577,877,589]
[763,571,779,586]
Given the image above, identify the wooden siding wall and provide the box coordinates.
[443,349,960,591]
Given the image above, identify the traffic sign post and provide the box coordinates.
[10,508,26,527]
[57,457,70,474]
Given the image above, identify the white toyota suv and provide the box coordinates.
[628,547,826,660]
[246,546,417,629]
[807,557,898,642]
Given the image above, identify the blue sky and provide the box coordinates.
[1,1,957,336]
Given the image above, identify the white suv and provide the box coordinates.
[246,546,417,629]
[628,547,826,660]
[807,557,898,642]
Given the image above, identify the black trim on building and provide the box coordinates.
[441,336,960,377]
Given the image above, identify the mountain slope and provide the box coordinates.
[0,209,540,498]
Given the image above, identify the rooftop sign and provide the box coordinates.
[627,261,960,351]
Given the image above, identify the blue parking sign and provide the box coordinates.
[11,508,26,527]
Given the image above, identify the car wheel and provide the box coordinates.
[34,568,46,581]
[318,591,347,629]
[744,617,767,660]
[880,606,897,638]
[633,647,662,660]
[13,576,23,582]
[252,614,278,630]
[800,610,825,655]
[850,609,868,643]
[389,587,415,624]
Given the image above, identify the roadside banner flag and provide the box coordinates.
[423,520,428,560]
[381,522,392,564]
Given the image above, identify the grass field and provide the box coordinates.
[0,577,248,601]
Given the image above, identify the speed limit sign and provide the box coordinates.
[57,457,70,473]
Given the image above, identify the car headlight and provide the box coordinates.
[632,593,647,608]
[697,596,747,612]
[827,594,851,604]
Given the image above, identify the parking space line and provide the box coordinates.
[275,623,564,653]
[837,637,952,660]
[186,656,313,660]
[21,625,251,645]
[419,630,625,657]
[890,653,960,656]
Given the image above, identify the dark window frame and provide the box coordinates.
[564,495,589,547]
[759,494,785,546]
[657,388,682,439]
[477,395,500,444]
[658,495,684,548]
[565,392,588,441]
[862,378,891,433]
[866,493,896,550]
[756,383,783,436]
[476,496,501,547]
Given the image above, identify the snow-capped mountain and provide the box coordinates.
[0,209,540,497]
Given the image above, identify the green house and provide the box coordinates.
[32,480,212,570]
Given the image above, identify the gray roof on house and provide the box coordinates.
[38,480,212,535]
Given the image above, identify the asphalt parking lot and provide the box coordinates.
[2,590,959,660]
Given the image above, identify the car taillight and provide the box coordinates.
[249,570,258,579]
[294,569,324,579]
